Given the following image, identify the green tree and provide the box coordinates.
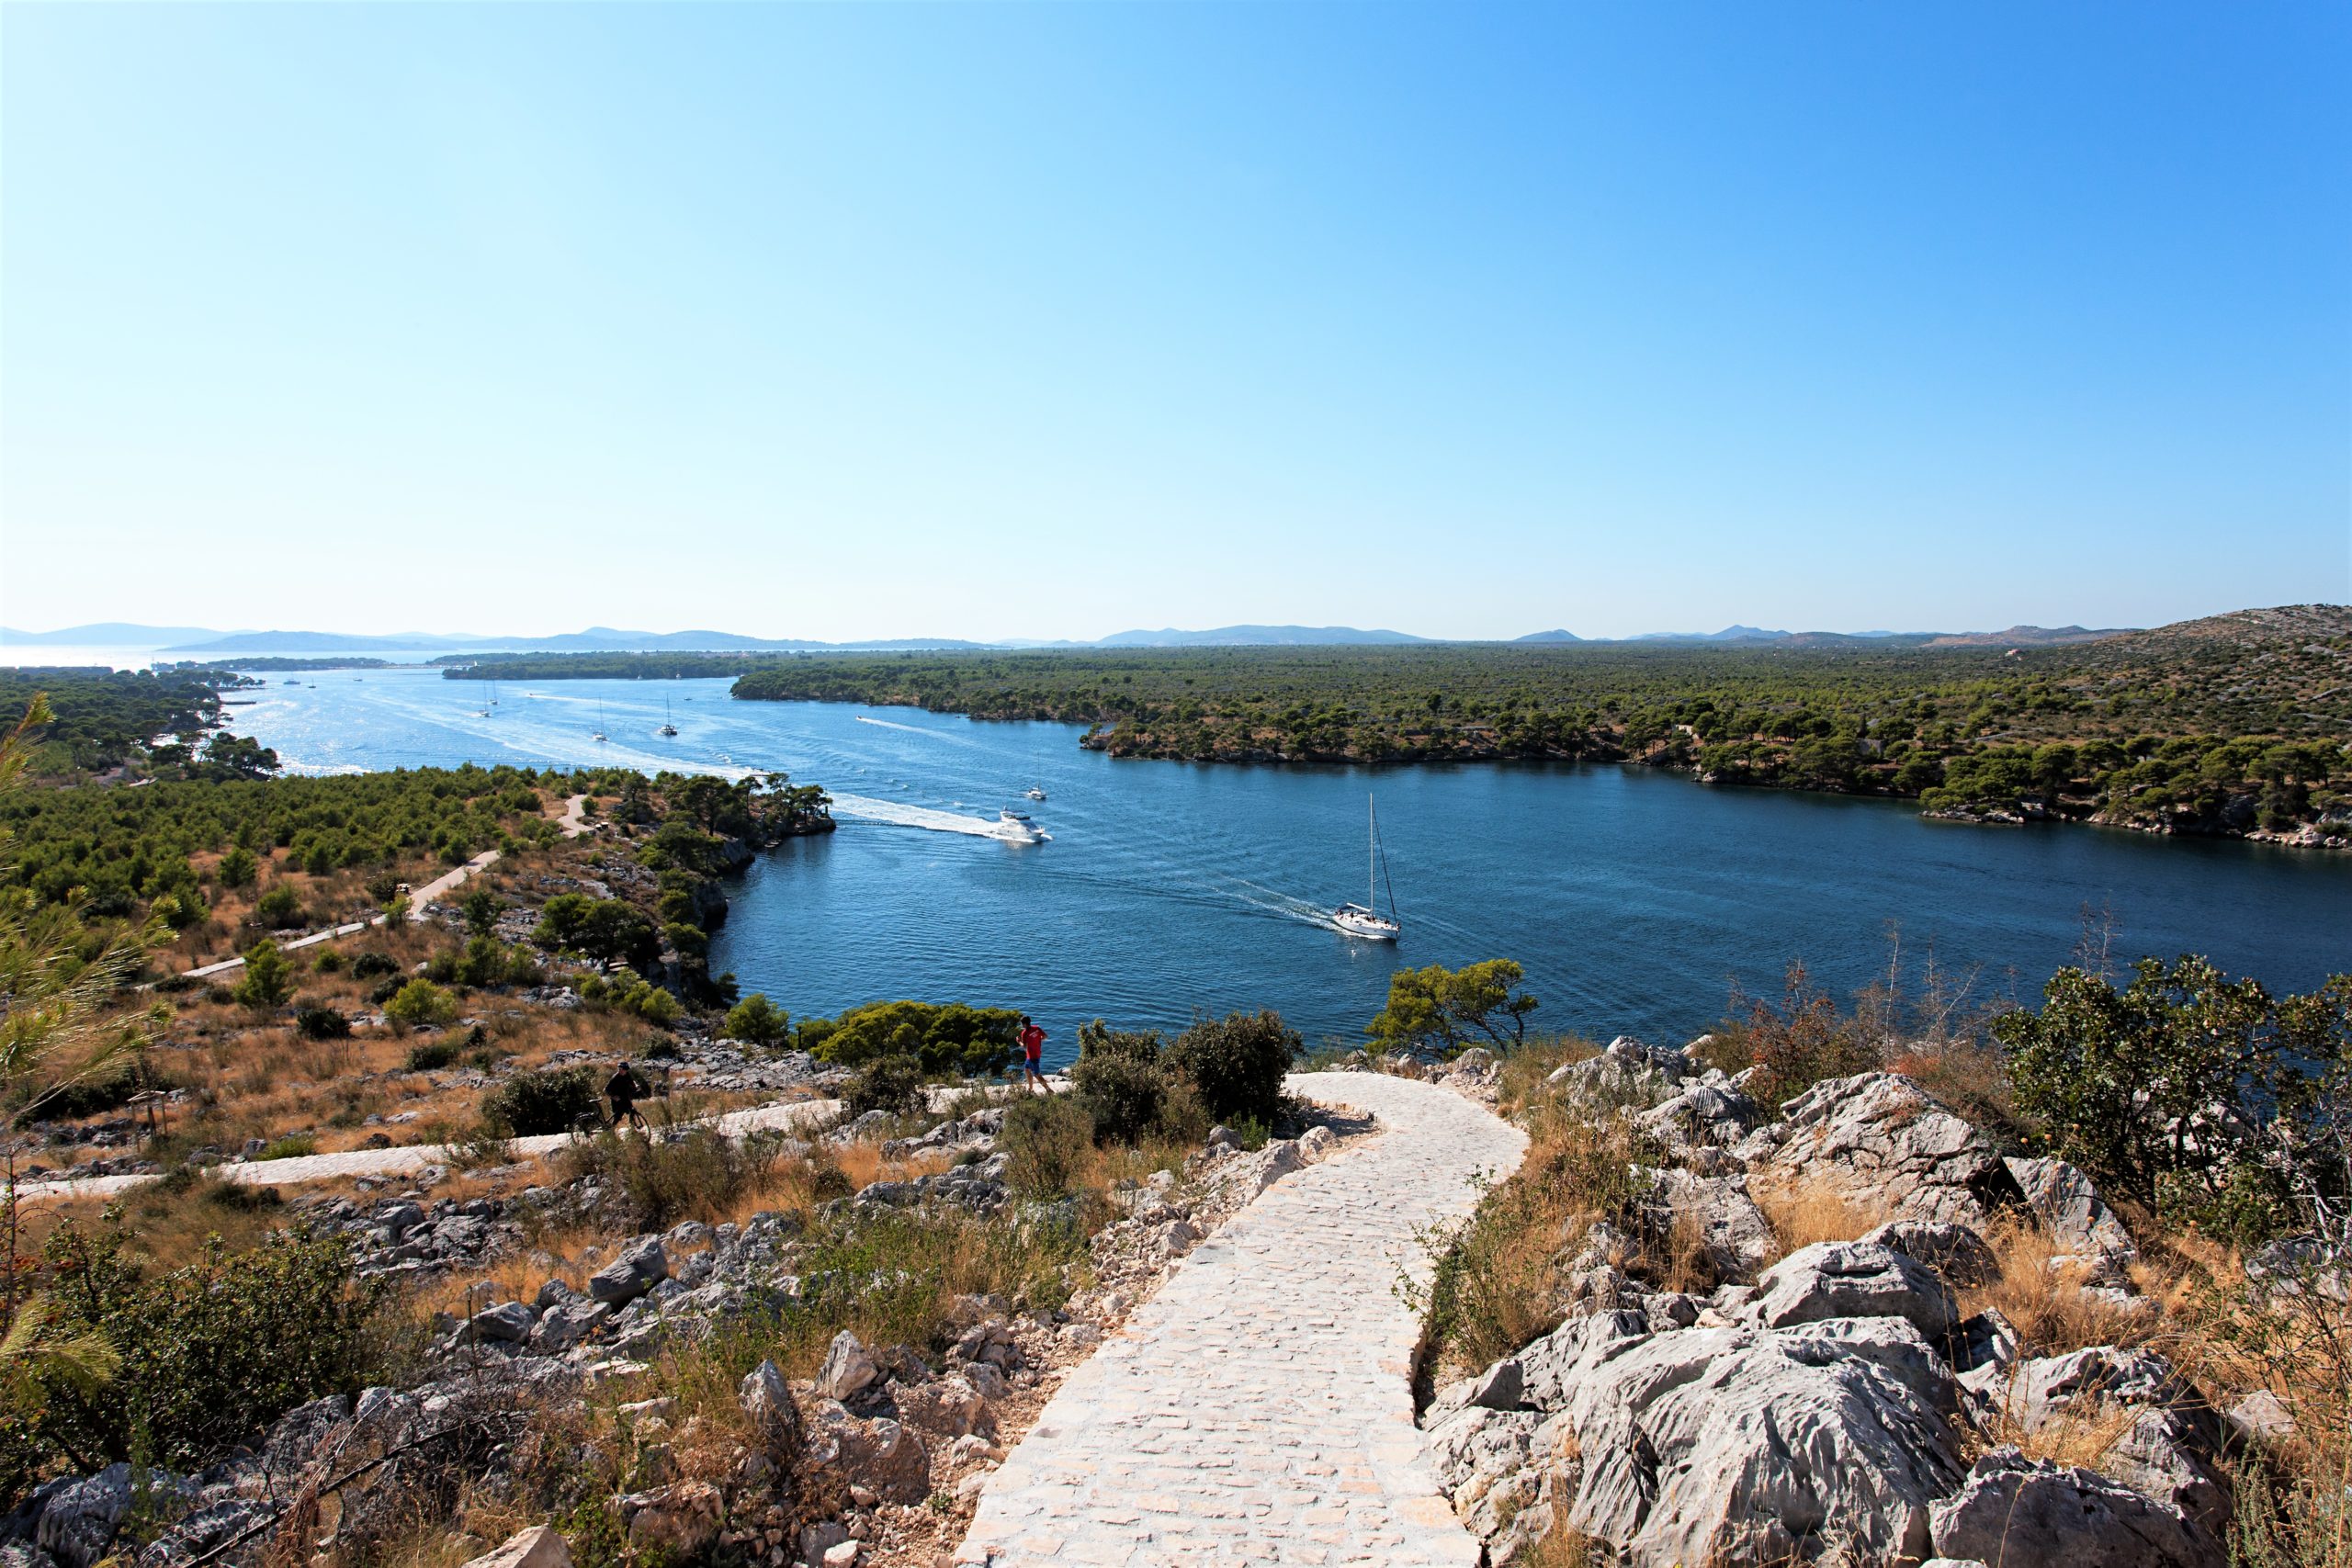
[232,939,296,1010]
[1995,955,2279,1209]
[722,992,790,1047]
[1366,960,1540,1058]
[460,886,503,941]
[532,893,661,970]
[216,846,258,889]
[254,885,304,929]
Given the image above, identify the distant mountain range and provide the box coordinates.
[0,619,2138,656]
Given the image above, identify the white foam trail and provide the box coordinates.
[854,715,941,737]
[831,793,1048,842]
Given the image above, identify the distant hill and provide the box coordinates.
[3,622,235,646]
[1624,626,1792,643]
[1513,629,1584,644]
[1923,625,2130,648]
[1089,626,1430,648]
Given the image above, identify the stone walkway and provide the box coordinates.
[956,1070,1528,1567]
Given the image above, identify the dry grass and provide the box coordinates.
[1495,1036,1598,1119]
[1958,1216,2165,1357]
[1748,1173,1889,1259]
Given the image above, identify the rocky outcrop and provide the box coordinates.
[1736,1072,2026,1228]
[1434,1308,1965,1566]
[1930,1448,2223,1568]
[1745,1239,1958,1341]
[2006,1155,2140,1265]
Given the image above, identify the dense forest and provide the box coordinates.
[0,668,230,776]
[717,606,2350,841]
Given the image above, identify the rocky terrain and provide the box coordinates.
[1408,1037,2312,1568]
[1,1100,1362,1568]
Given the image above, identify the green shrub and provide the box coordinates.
[382,978,459,1030]
[843,1054,927,1118]
[254,886,305,929]
[481,1066,602,1136]
[350,951,400,980]
[1165,1010,1301,1127]
[232,939,295,1010]
[254,1134,317,1160]
[12,1221,393,1479]
[404,1040,458,1072]
[532,894,660,970]
[723,992,791,1047]
[295,1005,350,1040]
[1069,1021,1173,1145]
[800,1000,1021,1077]
[999,1094,1095,1198]
[216,846,258,888]
[367,975,406,1006]
[310,947,345,975]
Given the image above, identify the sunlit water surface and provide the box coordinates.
[235,668,2352,1065]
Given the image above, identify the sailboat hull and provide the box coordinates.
[1332,906,1399,941]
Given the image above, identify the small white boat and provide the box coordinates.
[1332,795,1401,942]
[659,697,678,737]
[1025,785,1047,801]
[998,807,1046,843]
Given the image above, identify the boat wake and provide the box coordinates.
[831,793,1050,841]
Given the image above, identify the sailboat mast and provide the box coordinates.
[1368,795,1377,912]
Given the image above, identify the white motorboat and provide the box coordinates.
[998,807,1046,843]
[1025,785,1047,801]
[1332,795,1401,941]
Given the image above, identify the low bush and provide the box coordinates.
[554,1126,786,1232]
[254,885,306,929]
[351,951,401,980]
[1000,1094,1096,1198]
[1697,960,1883,1103]
[1069,1022,1170,1145]
[404,1039,458,1072]
[254,1134,318,1161]
[723,992,791,1047]
[232,939,296,1010]
[481,1066,602,1136]
[311,948,345,974]
[1164,1010,1301,1127]
[799,999,1021,1077]
[295,1005,351,1040]
[842,1054,927,1119]
[383,978,460,1030]
[7,1221,396,1486]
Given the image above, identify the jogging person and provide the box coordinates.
[1018,1015,1047,1093]
[605,1060,651,1132]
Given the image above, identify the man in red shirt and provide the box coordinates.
[1018,1015,1047,1093]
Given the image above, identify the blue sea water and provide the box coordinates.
[235,668,2351,1064]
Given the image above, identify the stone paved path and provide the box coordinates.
[956,1070,1528,1567]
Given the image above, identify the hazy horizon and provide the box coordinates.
[5,4,2346,638]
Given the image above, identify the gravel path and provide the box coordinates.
[955,1070,1528,1567]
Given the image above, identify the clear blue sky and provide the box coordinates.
[4,3,2346,641]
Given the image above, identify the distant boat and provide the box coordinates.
[593,700,609,743]
[660,698,678,737]
[998,807,1046,844]
[1025,785,1047,801]
[1332,795,1401,942]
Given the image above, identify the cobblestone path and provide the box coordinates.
[956,1070,1529,1566]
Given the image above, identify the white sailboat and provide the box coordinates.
[1332,794,1401,941]
[592,701,608,743]
[660,697,678,737]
